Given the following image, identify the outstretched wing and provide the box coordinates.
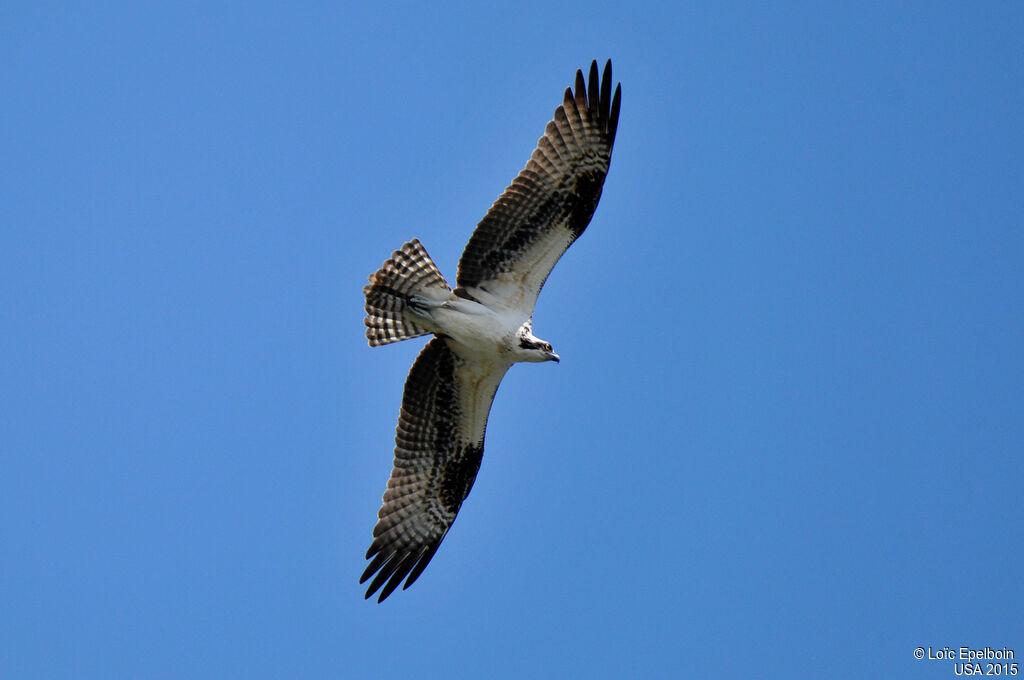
[456,60,621,317]
[361,338,509,602]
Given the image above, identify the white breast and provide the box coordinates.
[429,296,524,362]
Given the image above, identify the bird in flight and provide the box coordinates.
[360,60,621,602]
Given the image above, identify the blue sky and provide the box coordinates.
[2,2,1021,678]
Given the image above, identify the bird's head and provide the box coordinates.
[516,324,560,363]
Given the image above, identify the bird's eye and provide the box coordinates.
[544,343,552,352]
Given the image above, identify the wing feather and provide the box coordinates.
[455,60,621,316]
[361,338,509,602]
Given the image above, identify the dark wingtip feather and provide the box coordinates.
[600,60,612,126]
[360,538,444,602]
[377,553,417,602]
[365,553,402,600]
[360,548,392,585]
[609,83,621,140]
[403,542,442,590]
[587,61,600,115]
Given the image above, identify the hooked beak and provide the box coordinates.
[547,351,560,363]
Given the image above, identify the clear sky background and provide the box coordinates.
[2,2,1021,678]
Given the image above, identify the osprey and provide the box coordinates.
[360,60,621,601]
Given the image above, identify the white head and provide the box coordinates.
[514,322,560,363]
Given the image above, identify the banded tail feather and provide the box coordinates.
[364,239,451,346]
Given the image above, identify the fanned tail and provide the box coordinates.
[363,239,451,346]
